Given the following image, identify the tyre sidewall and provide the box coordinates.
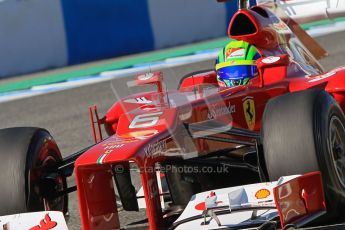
[0,128,67,215]
[314,92,345,214]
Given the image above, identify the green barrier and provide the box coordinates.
[1,17,345,94]
[0,38,229,93]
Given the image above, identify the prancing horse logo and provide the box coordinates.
[242,97,255,130]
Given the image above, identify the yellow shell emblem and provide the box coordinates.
[242,97,256,130]
[255,189,271,199]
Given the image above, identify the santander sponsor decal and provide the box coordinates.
[29,214,57,230]
[0,212,67,230]
[262,56,280,64]
[308,71,336,82]
[124,97,152,104]
[226,48,245,60]
[194,201,224,211]
[137,73,154,81]
[207,103,235,120]
[194,191,223,211]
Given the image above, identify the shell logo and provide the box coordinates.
[255,189,271,199]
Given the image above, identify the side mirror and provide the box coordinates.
[135,72,163,93]
[178,70,218,90]
[256,54,290,85]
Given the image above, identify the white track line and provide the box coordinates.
[0,51,219,103]
[1,22,345,103]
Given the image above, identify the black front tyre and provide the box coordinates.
[0,127,68,216]
[262,89,345,219]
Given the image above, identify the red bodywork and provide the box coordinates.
[74,5,345,230]
[274,172,326,229]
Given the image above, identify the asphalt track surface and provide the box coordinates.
[1,31,345,229]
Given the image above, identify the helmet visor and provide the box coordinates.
[217,65,258,87]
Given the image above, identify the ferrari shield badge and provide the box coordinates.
[242,96,255,130]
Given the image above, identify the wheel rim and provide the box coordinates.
[41,156,65,211]
[29,153,66,212]
[329,115,345,188]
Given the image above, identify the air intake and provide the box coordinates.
[229,13,257,36]
[227,9,279,49]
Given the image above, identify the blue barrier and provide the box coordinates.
[225,0,256,30]
[61,0,237,65]
[0,0,239,77]
[61,0,155,64]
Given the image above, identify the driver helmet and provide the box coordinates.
[215,40,260,87]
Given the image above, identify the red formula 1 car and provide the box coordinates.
[1,0,345,229]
